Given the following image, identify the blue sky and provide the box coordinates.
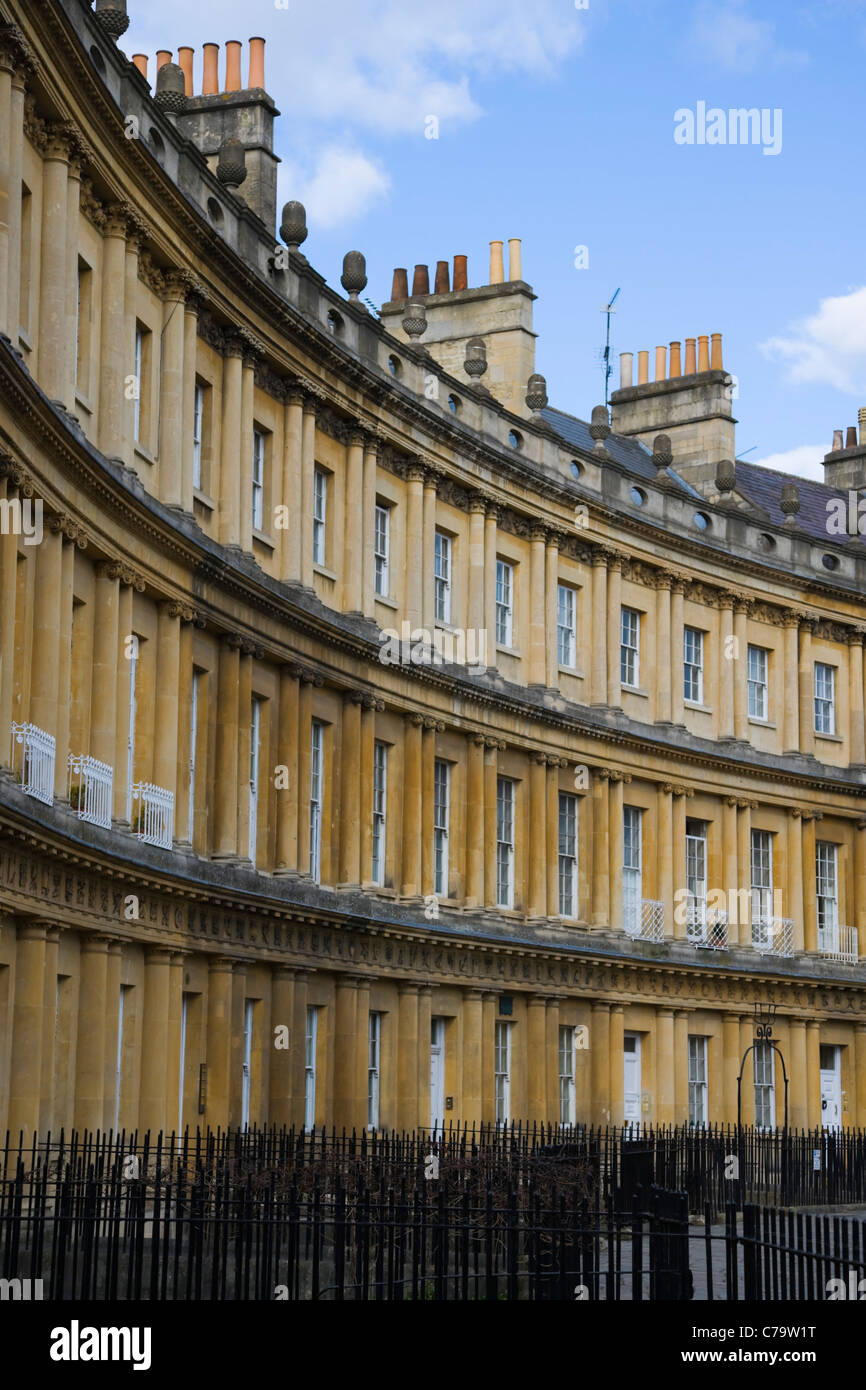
[125,0,866,480]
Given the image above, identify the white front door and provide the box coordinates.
[820,1045,842,1130]
[624,1033,641,1129]
[430,1018,445,1134]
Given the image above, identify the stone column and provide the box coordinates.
[291,970,312,1128]
[205,957,234,1130]
[362,435,379,619]
[281,385,304,582]
[546,997,561,1124]
[481,992,496,1125]
[239,341,258,552]
[405,463,425,631]
[39,925,62,1134]
[462,989,483,1126]
[37,124,72,403]
[236,650,253,860]
[591,552,607,704]
[29,521,63,737]
[421,719,438,899]
[788,1018,808,1129]
[275,666,300,874]
[89,562,121,770]
[546,758,561,917]
[339,691,362,888]
[269,967,296,1125]
[359,696,378,889]
[113,581,134,821]
[527,996,547,1121]
[422,470,438,630]
[181,285,203,513]
[606,554,622,706]
[722,1014,740,1125]
[300,392,318,586]
[802,813,819,953]
[733,599,749,740]
[782,612,800,752]
[122,221,143,466]
[343,429,365,612]
[74,934,112,1132]
[9,921,46,1141]
[153,603,180,803]
[334,975,360,1131]
[806,1021,821,1129]
[798,620,815,757]
[528,525,547,686]
[4,56,27,345]
[297,674,313,875]
[356,977,372,1129]
[849,631,865,764]
[738,1016,754,1126]
[590,1000,611,1125]
[674,1010,690,1125]
[656,1009,675,1124]
[655,575,672,722]
[466,733,485,908]
[218,336,244,548]
[0,471,16,763]
[735,799,753,949]
[855,820,866,951]
[401,713,423,898]
[397,982,419,1132]
[528,754,547,917]
[483,738,499,908]
[174,620,194,845]
[722,798,738,943]
[166,953,184,1134]
[102,940,123,1132]
[484,505,498,669]
[608,773,626,932]
[55,536,75,797]
[788,809,804,952]
[718,593,735,739]
[657,783,673,937]
[609,1005,625,1127]
[158,271,188,508]
[98,204,129,459]
[416,985,433,1131]
[672,788,688,940]
[670,578,685,724]
[468,495,486,634]
[591,769,610,926]
[213,635,241,859]
[545,532,560,689]
[855,1026,866,1130]
[0,38,14,335]
[140,947,171,1136]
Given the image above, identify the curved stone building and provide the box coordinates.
[2,0,866,1143]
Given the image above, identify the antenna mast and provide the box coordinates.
[601,287,621,407]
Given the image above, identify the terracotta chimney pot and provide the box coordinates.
[156,49,171,70]
[637,350,649,386]
[846,425,858,449]
[669,341,682,378]
[489,240,504,285]
[412,264,430,297]
[654,345,666,382]
[698,335,710,372]
[508,238,522,281]
[434,260,450,294]
[453,255,468,291]
[391,268,409,301]
[249,37,265,89]
[177,46,193,95]
[132,53,148,78]
[832,429,844,452]
[202,43,219,95]
[225,40,242,92]
[620,352,633,389]
[711,332,723,370]
[684,338,697,375]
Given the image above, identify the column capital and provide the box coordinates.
[144,946,174,964]
[670,575,688,596]
[780,607,802,629]
[846,627,866,646]
[404,711,425,728]
[422,715,445,731]
[468,491,489,514]
[483,735,505,750]
[398,980,421,996]
[0,22,38,79]
[405,459,427,484]
[207,955,238,973]
[46,512,88,549]
[165,599,205,626]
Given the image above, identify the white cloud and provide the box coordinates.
[687,0,807,71]
[761,286,866,393]
[282,146,390,229]
[751,445,827,483]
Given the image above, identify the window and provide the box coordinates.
[559,1026,576,1126]
[115,984,132,1132]
[187,669,202,844]
[252,428,265,531]
[683,627,703,703]
[75,259,92,394]
[814,662,835,734]
[688,1035,708,1126]
[192,382,205,490]
[557,584,576,668]
[816,841,838,937]
[179,992,191,1133]
[374,504,390,596]
[313,468,327,566]
[126,637,138,822]
[133,324,151,446]
[241,998,253,1128]
[750,829,772,947]
[623,805,643,936]
[19,185,32,337]
[496,560,513,647]
[368,1012,381,1129]
[304,1005,318,1130]
[372,741,387,885]
[434,532,452,623]
[558,792,577,917]
[433,759,450,897]
[496,776,515,908]
[310,722,323,883]
[685,820,708,939]
[747,645,769,720]
[621,607,640,687]
[494,1020,512,1125]
[249,697,261,865]
[754,1039,775,1130]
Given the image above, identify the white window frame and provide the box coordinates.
[192,382,204,491]
[496,776,515,908]
[187,670,201,845]
[241,998,253,1129]
[133,325,144,443]
[126,640,137,823]
[754,1039,776,1130]
[559,1025,576,1126]
[623,805,643,936]
[368,1012,381,1130]
[494,1020,512,1126]
[304,1005,318,1130]
[372,741,387,886]
[434,531,452,624]
[374,504,390,597]
[558,791,577,918]
[557,583,576,668]
[688,1034,708,1127]
[683,626,704,704]
[685,820,708,938]
[310,721,323,883]
[433,759,450,898]
[495,560,513,648]
[816,841,838,936]
[249,696,261,866]
[313,468,327,566]
[814,662,835,735]
[747,644,769,721]
[750,828,773,946]
[252,428,265,532]
[621,607,640,688]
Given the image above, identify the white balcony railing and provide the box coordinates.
[68,753,113,829]
[687,903,728,950]
[818,922,859,965]
[131,782,174,850]
[624,898,665,943]
[753,916,795,958]
[11,722,55,805]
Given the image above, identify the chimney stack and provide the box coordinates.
[391,268,409,301]
[489,240,504,285]
[177,46,194,95]
[434,260,450,295]
[412,264,430,296]
[453,254,468,291]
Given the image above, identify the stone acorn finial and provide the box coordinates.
[780,481,800,525]
[464,336,488,379]
[216,138,247,191]
[715,458,736,494]
[589,404,611,455]
[154,61,187,115]
[279,201,308,251]
[652,432,673,473]
[525,373,548,415]
[94,0,130,42]
[402,301,427,340]
[341,251,367,302]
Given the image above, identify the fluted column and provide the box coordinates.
[590,1000,611,1125]
[591,769,610,926]
[334,975,360,1130]
[205,957,234,1130]
[806,1021,821,1128]
[545,532,560,688]
[275,666,300,874]
[527,996,547,1120]
[0,471,16,762]
[798,619,815,756]
[789,1019,808,1129]
[670,578,685,724]
[98,205,129,459]
[362,435,379,618]
[733,599,749,740]
[239,341,258,552]
[422,470,438,630]
[75,934,111,1132]
[788,809,804,952]
[343,429,365,612]
[140,947,171,1135]
[722,1014,740,1124]
[153,603,180,803]
[673,1010,690,1125]
[219,336,244,548]
[339,691,363,887]
[37,124,72,402]
[528,753,547,917]
[849,631,865,764]
[269,967,296,1125]
[157,272,188,507]
[657,1009,675,1123]
[213,635,241,859]
[397,982,419,1132]
[462,989,483,1125]
[405,463,424,630]
[802,813,819,953]
[782,612,800,752]
[421,719,437,898]
[672,788,688,939]
[608,772,626,932]
[281,386,304,582]
[466,733,485,908]
[590,551,607,704]
[359,696,377,888]
[609,1005,625,1127]
[484,505,498,669]
[483,738,499,908]
[300,392,317,585]
[9,922,47,1141]
[657,783,673,937]
[468,495,486,634]
[416,985,433,1131]
[528,525,547,685]
[546,757,561,917]
[718,593,735,738]
[655,576,672,722]
[29,522,63,737]
[606,554,622,706]
[401,713,423,898]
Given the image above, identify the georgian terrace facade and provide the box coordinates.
[1,0,866,1145]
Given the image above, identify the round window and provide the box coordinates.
[693,511,710,531]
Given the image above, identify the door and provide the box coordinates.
[241,999,253,1129]
[624,1033,641,1130]
[430,1018,445,1134]
[820,1045,842,1130]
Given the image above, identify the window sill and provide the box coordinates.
[496,644,521,658]
[17,327,32,352]
[133,443,155,466]
[193,488,215,511]
[684,700,713,714]
[252,528,275,551]
[621,684,649,699]
[748,716,776,730]
[74,390,94,416]
[558,665,585,680]
[374,593,398,610]
[815,730,843,744]
[313,562,338,581]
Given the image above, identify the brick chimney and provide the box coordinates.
[610,333,736,487]
[173,37,280,231]
[379,237,537,413]
[823,413,866,488]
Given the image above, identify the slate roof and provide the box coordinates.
[733,460,857,547]
[541,405,704,499]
